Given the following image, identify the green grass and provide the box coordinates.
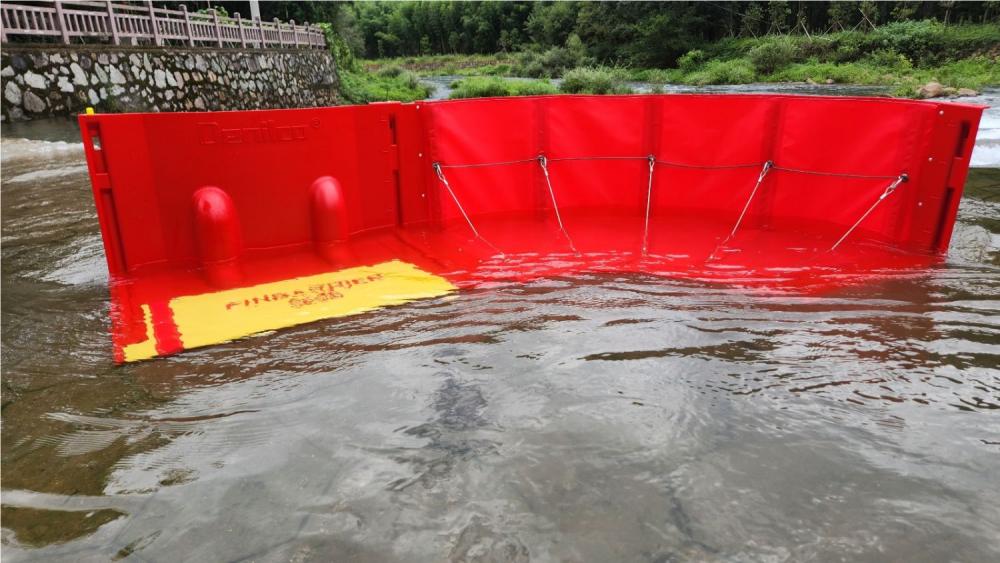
[685,59,758,86]
[338,69,432,104]
[559,67,634,94]
[448,77,557,99]
[364,53,516,77]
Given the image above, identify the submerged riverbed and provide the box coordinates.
[2,90,999,561]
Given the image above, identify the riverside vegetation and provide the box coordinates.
[314,2,999,101]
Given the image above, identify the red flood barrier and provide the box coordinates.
[78,94,984,362]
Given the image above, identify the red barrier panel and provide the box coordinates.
[79,95,984,362]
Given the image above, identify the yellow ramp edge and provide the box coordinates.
[127,260,456,362]
[122,304,158,363]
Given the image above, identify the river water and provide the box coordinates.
[2,87,999,561]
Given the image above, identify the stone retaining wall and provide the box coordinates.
[1,45,338,121]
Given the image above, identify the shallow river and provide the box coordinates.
[2,88,999,562]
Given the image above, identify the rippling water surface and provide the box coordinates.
[2,94,999,562]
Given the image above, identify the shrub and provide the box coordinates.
[862,49,913,71]
[559,67,634,94]
[677,49,707,73]
[870,20,945,64]
[519,58,548,78]
[748,36,800,74]
[318,22,359,74]
[832,34,865,63]
[482,64,512,76]
[377,65,404,78]
[339,71,431,104]
[799,37,835,59]
[513,34,593,78]
[449,77,557,99]
[685,58,757,85]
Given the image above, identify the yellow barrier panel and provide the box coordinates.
[123,261,456,362]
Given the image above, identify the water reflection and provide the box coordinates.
[2,108,999,560]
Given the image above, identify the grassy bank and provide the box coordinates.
[360,21,999,99]
[320,22,432,104]
[364,53,518,78]
[338,66,432,104]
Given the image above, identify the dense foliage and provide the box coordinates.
[346,1,1000,65]
[237,1,998,103]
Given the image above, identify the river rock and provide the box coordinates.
[23,71,46,89]
[5,81,22,105]
[88,89,100,105]
[957,88,979,97]
[10,55,28,72]
[154,69,167,88]
[70,63,88,86]
[110,65,126,85]
[57,76,73,93]
[916,81,945,98]
[23,90,46,112]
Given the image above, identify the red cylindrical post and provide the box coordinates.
[310,176,350,263]
[192,186,243,287]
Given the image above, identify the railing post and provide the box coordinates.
[290,19,297,47]
[106,1,120,45]
[255,16,264,48]
[146,0,160,46]
[54,0,70,44]
[180,4,193,46]
[235,12,245,47]
[274,17,283,47]
[213,8,222,47]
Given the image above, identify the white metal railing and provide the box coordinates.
[0,1,326,49]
